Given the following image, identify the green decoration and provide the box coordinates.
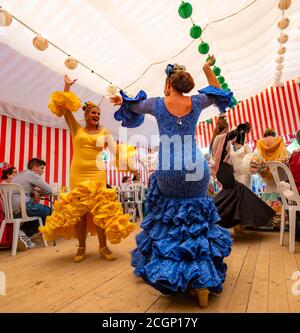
[190,24,202,39]
[213,66,221,76]
[217,76,225,84]
[206,55,215,66]
[206,118,213,124]
[178,2,193,19]
[221,82,228,90]
[198,42,209,54]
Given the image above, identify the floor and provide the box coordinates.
[0,225,300,313]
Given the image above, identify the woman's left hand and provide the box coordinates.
[109,95,123,106]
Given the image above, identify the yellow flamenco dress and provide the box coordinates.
[40,91,136,244]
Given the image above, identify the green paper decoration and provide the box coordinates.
[178,2,193,19]
[217,76,225,84]
[190,24,202,39]
[213,66,221,76]
[206,55,215,66]
[198,42,209,54]
[221,83,228,90]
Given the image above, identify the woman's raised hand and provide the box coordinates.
[64,74,77,87]
[204,55,216,68]
[109,95,123,106]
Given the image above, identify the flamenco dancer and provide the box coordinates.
[40,75,136,262]
[110,57,232,308]
[211,120,275,231]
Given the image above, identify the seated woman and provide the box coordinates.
[251,128,290,229]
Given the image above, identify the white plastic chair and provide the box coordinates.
[267,162,300,253]
[0,183,48,256]
[129,183,146,220]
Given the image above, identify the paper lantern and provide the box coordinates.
[218,76,225,84]
[277,45,287,55]
[276,64,284,70]
[206,55,215,66]
[275,71,282,78]
[198,42,209,54]
[64,56,78,70]
[277,17,290,30]
[190,25,202,39]
[278,33,289,43]
[178,2,193,19]
[275,56,284,64]
[278,0,292,10]
[213,66,221,76]
[33,35,49,51]
[0,8,12,26]
[106,85,118,95]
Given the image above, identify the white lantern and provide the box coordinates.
[64,56,78,70]
[106,85,118,95]
[278,17,290,30]
[0,8,12,26]
[278,0,292,10]
[275,56,284,64]
[33,35,49,51]
[276,64,284,70]
[278,33,289,43]
[277,46,287,55]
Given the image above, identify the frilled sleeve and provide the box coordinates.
[49,91,81,135]
[114,90,157,128]
[195,86,234,113]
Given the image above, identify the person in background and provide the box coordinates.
[0,164,17,249]
[230,135,252,188]
[250,128,289,229]
[132,172,141,183]
[289,130,300,193]
[289,130,300,242]
[12,158,52,250]
[1,166,17,183]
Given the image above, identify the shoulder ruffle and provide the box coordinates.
[198,86,234,113]
[114,90,147,128]
[49,91,81,117]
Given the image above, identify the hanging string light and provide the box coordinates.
[178,1,237,108]
[274,0,292,86]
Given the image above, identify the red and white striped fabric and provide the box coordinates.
[0,115,149,188]
[196,80,300,148]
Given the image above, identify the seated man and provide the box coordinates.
[12,158,53,250]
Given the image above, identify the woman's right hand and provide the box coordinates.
[109,95,123,106]
[64,75,77,90]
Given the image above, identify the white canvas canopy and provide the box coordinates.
[0,0,300,143]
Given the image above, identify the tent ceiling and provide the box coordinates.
[0,0,300,141]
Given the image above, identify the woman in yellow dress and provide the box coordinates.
[40,75,136,262]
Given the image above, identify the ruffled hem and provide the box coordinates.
[198,86,233,113]
[114,90,147,128]
[39,180,136,243]
[49,91,81,117]
[131,174,232,294]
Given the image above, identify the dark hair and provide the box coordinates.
[296,130,300,145]
[1,167,16,180]
[169,71,195,94]
[210,116,229,153]
[264,128,276,137]
[122,176,130,183]
[28,158,46,170]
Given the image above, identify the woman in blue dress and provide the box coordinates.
[110,57,233,308]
